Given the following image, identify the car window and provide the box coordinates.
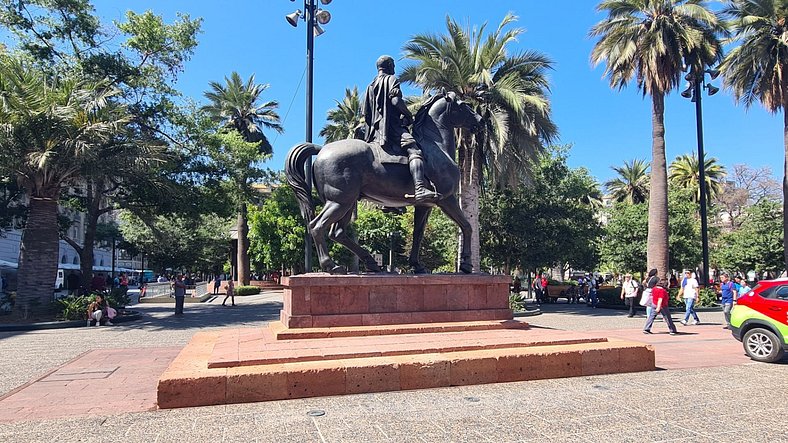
[776,286,788,301]
[758,285,777,299]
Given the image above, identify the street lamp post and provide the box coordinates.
[681,68,719,286]
[286,0,333,274]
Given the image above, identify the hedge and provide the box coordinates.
[234,286,261,296]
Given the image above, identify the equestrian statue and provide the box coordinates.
[285,55,483,275]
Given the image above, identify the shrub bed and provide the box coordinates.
[234,286,261,296]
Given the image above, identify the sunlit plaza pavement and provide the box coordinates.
[1,291,786,443]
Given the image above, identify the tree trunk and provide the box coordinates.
[647,93,670,284]
[237,204,250,285]
[783,102,788,274]
[79,181,102,291]
[16,196,60,318]
[458,134,482,272]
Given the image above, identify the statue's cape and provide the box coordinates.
[363,73,400,148]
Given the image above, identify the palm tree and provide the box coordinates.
[590,0,724,282]
[401,14,558,270]
[668,153,726,203]
[605,159,651,204]
[202,72,283,155]
[0,56,127,317]
[720,0,788,272]
[320,87,364,142]
[202,72,281,285]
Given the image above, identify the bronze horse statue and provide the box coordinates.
[285,91,483,274]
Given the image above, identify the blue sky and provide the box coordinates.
[88,0,783,185]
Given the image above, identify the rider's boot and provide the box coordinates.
[408,154,441,203]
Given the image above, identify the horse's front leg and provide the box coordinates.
[409,205,432,274]
[436,196,473,274]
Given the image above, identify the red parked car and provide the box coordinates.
[730,278,788,363]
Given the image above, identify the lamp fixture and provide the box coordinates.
[286,10,302,27]
[315,9,331,25]
[706,84,719,96]
[680,83,693,99]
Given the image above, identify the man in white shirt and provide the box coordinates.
[620,273,639,317]
[680,270,701,325]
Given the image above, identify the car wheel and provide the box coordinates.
[743,327,785,363]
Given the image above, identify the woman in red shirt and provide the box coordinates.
[643,274,677,335]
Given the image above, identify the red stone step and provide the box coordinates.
[207,323,609,368]
[270,319,531,340]
[157,329,655,409]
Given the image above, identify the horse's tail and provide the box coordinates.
[285,142,321,222]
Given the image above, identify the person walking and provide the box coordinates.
[222,280,235,307]
[532,276,543,304]
[213,274,222,295]
[620,273,639,317]
[173,274,187,316]
[719,273,737,329]
[588,274,599,308]
[643,277,677,335]
[680,271,701,326]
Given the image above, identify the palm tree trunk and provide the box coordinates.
[16,196,60,318]
[647,93,670,284]
[458,134,481,272]
[783,102,788,274]
[237,204,250,285]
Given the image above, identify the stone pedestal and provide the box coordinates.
[280,274,512,329]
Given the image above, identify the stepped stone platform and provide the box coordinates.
[157,274,655,409]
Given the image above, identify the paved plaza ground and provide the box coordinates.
[0,291,786,442]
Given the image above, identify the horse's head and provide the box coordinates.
[439,91,483,133]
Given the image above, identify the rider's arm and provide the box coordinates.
[389,85,413,124]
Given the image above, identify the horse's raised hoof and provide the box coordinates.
[328,265,347,275]
[459,262,473,274]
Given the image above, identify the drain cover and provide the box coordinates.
[307,409,326,417]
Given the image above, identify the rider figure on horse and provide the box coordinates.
[362,55,441,204]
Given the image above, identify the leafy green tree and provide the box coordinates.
[353,203,408,271]
[319,87,363,142]
[402,14,559,271]
[248,185,307,274]
[118,210,230,274]
[591,0,724,283]
[599,203,648,274]
[202,73,281,285]
[604,159,650,204]
[668,153,726,203]
[0,3,202,298]
[0,56,128,317]
[481,147,601,274]
[0,176,24,234]
[600,188,701,274]
[720,0,788,272]
[713,200,784,277]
